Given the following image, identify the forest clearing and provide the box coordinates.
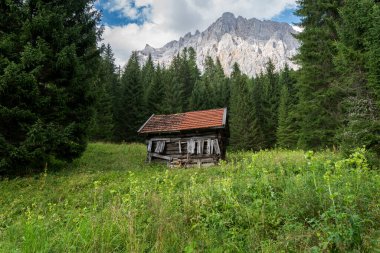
[1,143,379,252]
[2,1,380,252]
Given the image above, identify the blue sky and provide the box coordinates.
[271,8,300,24]
[96,0,149,26]
[97,3,300,26]
[96,0,300,66]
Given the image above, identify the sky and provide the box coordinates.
[95,0,300,66]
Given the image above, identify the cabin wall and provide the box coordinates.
[146,131,227,167]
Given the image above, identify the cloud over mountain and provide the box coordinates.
[97,0,298,66]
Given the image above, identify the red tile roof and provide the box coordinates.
[138,108,227,134]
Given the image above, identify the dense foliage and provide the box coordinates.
[90,0,379,158]
[93,0,379,159]
[0,0,101,174]
[0,143,379,252]
[295,0,380,157]
[2,0,380,172]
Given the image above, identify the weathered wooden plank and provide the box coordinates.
[151,153,172,161]
[149,134,218,143]
[150,138,172,142]
[161,153,219,159]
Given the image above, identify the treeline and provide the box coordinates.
[90,44,298,151]
[2,0,380,174]
[91,0,380,159]
[89,47,232,143]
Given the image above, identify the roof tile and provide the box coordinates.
[138,108,226,134]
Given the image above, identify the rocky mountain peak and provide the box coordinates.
[137,13,300,76]
[221,12,235,19]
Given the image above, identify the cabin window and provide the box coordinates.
[185,139,220,155]
[154,141,166,153]
[206,139,221,155]
[187,139,196,154]
[196,139,204,154]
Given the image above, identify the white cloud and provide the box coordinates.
[100,0,297,66]
[291,25,304,32]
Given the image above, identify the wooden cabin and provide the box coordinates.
[137,108,228,167]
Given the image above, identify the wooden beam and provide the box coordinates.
[151,153,172,161]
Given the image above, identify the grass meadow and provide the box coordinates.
[0,143,380,252]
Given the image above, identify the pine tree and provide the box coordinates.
[186,47,201,109]
[0,0,101,174]
[367,2,380,106]
[162,48,200,112]
[191,56,216,110]
[251,73,267,150]
[229,63,262,150]
[295,0,344,149]
[276,65,299,148]
[189,56,229,111]
[214,58,230,108]
[146,64,165,114]
[88,44,116,141]
[163,54,185,113]
[334,0,380,156]
[141,54,155,110]
[115,52,144,142]
[262,60,280,148]
[189,80,208,110]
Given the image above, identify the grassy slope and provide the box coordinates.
[0,143,379,252]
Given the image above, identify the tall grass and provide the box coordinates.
[0,143,379,252]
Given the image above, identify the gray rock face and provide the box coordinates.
[137,12,299,76]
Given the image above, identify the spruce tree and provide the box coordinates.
[116,52,144,142]
[189,80,208,110]
[334,0,380,155]
[88,44,116,141]
[0,0,101,173]
[262,60,280,148]
[229,63,262,150]
[186,47,201,109]
[163,54,185,113]
[295,0,344,149]
[251,73,267,150]
[141,54,155,109]
[214,58,230,108]
[276,65,299,148]
[146,64,165,114]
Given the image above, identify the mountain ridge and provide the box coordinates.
[137,12,299,76]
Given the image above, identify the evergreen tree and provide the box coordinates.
[276,65,299,148]
[88,44,116,141]
[334,0,380,156]
[115,52,143,142]
[141,54,155,106]
[229,63,262,150]
[262,60,280,148]
[214,58,230,108]
[186,47,201,109]
[190,56,216,110]
[163,54,185,113]
[189,56,229,110]
[162,48,200,112]
[251,73,267,150]
[146,64,165,114]
[189,79,208,110]
[0,0,101,174]
[295,0,344,149]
